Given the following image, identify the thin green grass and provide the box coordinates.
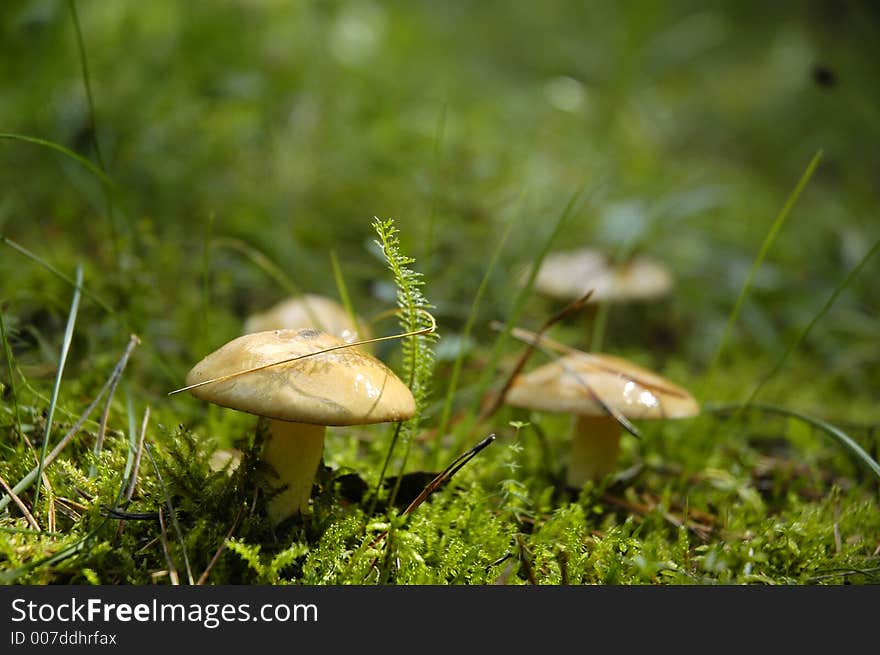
[0,334,139,513]
[144,441,194,585]
[0,133,114,190]
[2,4,878,587]
[201,213,215,342]
[67,0,105,173]
[0,236,114,315]
[0,308,24,452]
[67,0,123,263]
[209,237,300,297]
[329,249,359,333]
[121,392,138,494]
[0,449,138,584]
[455,187,582,448]
[422,102,448,266]
[33,265,83,511]
[708,402,880,482]
[704,149,824,386]
[88,340,131,478]
[744,235,880,406]
[1,236,181,387]
[433,212,517,466]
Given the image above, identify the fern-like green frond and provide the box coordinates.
[371,217,439,506]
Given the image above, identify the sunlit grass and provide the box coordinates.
[1,0,878,585]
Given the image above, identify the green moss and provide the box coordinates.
[2,0,879,586]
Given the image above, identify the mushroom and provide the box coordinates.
[504,350,698,488]
[532,247,673,304]
[243,293,371,345]
[208,447,242,475]
[185,327,415,524]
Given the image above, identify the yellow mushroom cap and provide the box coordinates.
[243,294,370,344]
[505,351,699,419]
[185,328,415,426]
[532,248,673,303]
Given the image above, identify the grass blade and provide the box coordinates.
[89,337,130,477]
[433,215,516,465]
[0,133,114,190]
[123,403,150,506]
[0,236,115,315]
[705,150,823,383]
[744,235,880,406]
[210,237,300,296]
[329,249,359,335]
[458,187,583,444]
[0,334,140,513]
[67,0,106,172]
[33,264,83,510]
[67,0,121,262]
[0,307,24,446]
[0,471,41,530]
[709,402,880,482]
[145,442,194,585]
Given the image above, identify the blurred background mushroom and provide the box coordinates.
[532,247,673,305]
[243,293,372,345]
[208,447,242,475]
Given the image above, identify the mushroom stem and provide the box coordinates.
[261,420,326,524]
[566,415,622,488]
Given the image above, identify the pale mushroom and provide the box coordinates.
[208,447,242,475]
[185,328,415,524]
[243,293,371,345]
[532,247,673,303]
[505,350,698,488]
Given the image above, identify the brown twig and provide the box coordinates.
[399,434,496,517]
[498,323,643,439]
[602,492,714,542]
[145,441,194,585]
[833,499,842,554]
[196,505,246,586]
[516,534,538,585]
[479,291,594,421]
[89,338,136,478]
[41,473,55,533]
[115,406,151,542]
[14,418,56,531]
[557,547,570,585]
[504,324,690,398]
[124,405,150,505]
[0,471,40,531]
[157,507,179,586]
[364,434,497,580]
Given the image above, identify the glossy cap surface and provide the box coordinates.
[186,328,415,426]
[506,351,698,419]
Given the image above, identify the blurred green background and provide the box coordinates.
[1,0,879,425]
[2,0,880,587]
